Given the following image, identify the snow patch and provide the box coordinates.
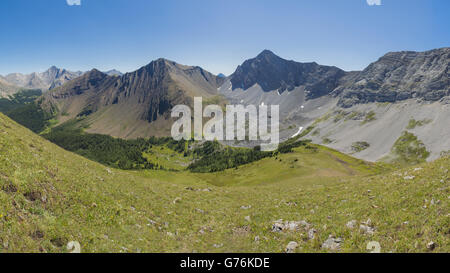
[290,127,304,138]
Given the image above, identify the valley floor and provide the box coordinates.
[0,113,448,253]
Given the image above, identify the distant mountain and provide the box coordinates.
[0,77,22,98]
[2,66,83,90]
[217,73,226,78]
[41,59,224,138]
[104,69,123,76]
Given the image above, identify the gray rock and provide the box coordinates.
[307,228,317,240]
[285,241,299,253]
[321,236,342,251]
[346,220,357,229]
[272,220,311,232]
[360,224,375,235]
[427,241,436,250]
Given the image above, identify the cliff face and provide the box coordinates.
[335,48,450,107]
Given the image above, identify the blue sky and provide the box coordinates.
[0,0,448,75]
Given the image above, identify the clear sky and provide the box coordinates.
[0,0,448,75]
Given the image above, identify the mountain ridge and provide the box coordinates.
[41,58,224,138]
[334,47,450,107]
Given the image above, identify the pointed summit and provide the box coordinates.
[256,49,277,58]
[48,65,59,72]
[104,69,123,76]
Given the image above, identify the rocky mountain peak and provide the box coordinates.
[255,49,279,60]
[230,50,346,98]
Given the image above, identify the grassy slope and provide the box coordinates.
[0,113,448,253]
[143,145,191,171]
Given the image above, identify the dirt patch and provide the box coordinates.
[50,238,66,247]
[24,191,42,202]
[327,152,356,175]
[2,183,17,193]
[31,230,45,240]
[232,225,251,236]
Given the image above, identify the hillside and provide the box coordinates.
[0,113,448,253]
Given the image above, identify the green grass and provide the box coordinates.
[383,131,430,166]
[361,111,376,125]
[0,113,448,253]
[322,137,333,144]
[351,141,370,153]
[144,145,192,171]
[406,118,432,130]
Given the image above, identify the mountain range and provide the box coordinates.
[0,67,124,92]
[1,66,83,91]
[6,47,450,162]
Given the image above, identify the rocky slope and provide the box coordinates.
[42,59,224,138]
